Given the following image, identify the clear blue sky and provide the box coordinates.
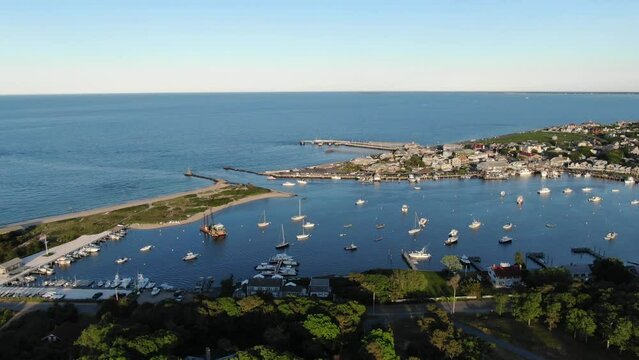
[1,0,638,94]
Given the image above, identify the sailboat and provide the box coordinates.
[408,212,422,236]
[296,224,310,240]
[257,211,271,229]
[290,199,306,222]
[276,224,290,249]
[302,220,315,229]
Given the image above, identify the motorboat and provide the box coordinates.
[588,196,603,203]
[302,221,315,229]
[140,245,154,252]
[499,236,513,244]
[582,187,593,192]
[120,277,132,289]
[459,255,471,265]
[331,176,342,180]
[344,243,358,251]
[631,200,639,205]
[373,173,382,182]
[97,280,104,287]
[516,195,524,205]
[545,223,557,228]
[136,274,149,290]
[257,210,271,229]
[112,274,121,288]
[418,217,428,228]
[625,177,635,185]
[290,198,306,222]
[408,212,422,236]
[468,220,481,230]
[151,287,161,296]
[104,280,111,288]
[182,251,199,261]
[375,223,385,229]
[266,176,277,180]
[84,245,100,253]
[444,236,458,246]
[146,282,156,289]
[297,179,308,185]
[55,257,72,266]
[255,263,276,271]
[408,247,431,260]
[612,189,620,193]
[502,223,513,231]
[414,186,421,190]
[275,224,290,249]
[500,190,506,197]
[401,204,409,214]
[374,236,383,242]
[115,257,130,265]
[518,168,532,176]
[448,229,458,237]
[537,187,551,195]
[355,199,366,206]
[541,170,548,178]
[563,188,573,194]
[604,232,617,241]
[584,172,592,178]
[343,224,353,228]
[282,181,295,187]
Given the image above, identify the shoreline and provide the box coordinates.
[128,190,294,230]
[0,180,286,234]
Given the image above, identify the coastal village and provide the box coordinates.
[268,121,639,183]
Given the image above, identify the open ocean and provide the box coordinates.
[1,92,639,286]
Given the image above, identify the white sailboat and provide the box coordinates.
[290,198,306,222]
[296,224,310,240]
[257,210,271,229]
[408,212,422,236]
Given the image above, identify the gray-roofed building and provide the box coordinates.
[309,278,331,298]
[564,264,592,281]
[0,258,22,275]
[280,282,307,297]
[247,277,282,297]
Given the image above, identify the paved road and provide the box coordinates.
[363,300,545,360]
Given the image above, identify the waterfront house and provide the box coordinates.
[0,258,23,275]
[246,277,283,297]
[487,263,522,288]
[280,282,308,297]
[309,278,331,298]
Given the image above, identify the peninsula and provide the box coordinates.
[0,181,292,263]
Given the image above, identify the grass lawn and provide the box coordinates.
[457,313,635,360]
[482,131,591,145]
[0,184,270,262]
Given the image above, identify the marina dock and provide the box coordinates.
[299,139,406,152]
[526,252,547,269]
[401,251,418,270]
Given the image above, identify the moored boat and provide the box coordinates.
[182,251,199,261]
[276,224,290,249]
[444,236,458,246]
[537,187,551,195]
[588,196,603,203]
[604,232,617,241]
[625,177,635,185]
[140,245,154,252]
[290,199,306,222]
[448,229,458,237]
[401,204,409,214]
[516,195,524,205]
[344,243,358,251]
[563,188,573,194]
[115,257,130,265]
[468,220,481,230]
[502,223,513,231]
[282,181,296,187]
[499,236,513,244]
[355,199,366,206]
[408,247,431,260]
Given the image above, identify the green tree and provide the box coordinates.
[361,328,400,360]
[441,255,463,273]
[544,302,562,331]
[332,301,366,335]
[303,314,340,343]
[460,278,482,299]
[608,318,633,351]
[494,294,509,316]
[127,330,178,357]
[591,258,632,284]
[566,308,597,343]
[75,323,117,354]
[235,345,300,360]
[447,274,461,314]
[512,293,543,326]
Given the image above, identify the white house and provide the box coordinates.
[488,263,522,288]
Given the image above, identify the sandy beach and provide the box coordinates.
[0,180,292,233]
[129,190,294,230]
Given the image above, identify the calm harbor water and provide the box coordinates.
[1,92,639,286]
[53,176,638,288]
[1,92,639,225]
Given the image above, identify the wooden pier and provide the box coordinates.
[401,251,418,270]
[526,252,547,269]
[299,139,406,152]
[571,247,604,260]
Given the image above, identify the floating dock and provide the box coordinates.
[526,252,547,269]
[401,251,418,271]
